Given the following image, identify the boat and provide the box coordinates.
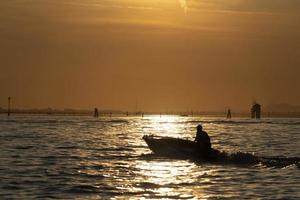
[143,135,300,166]
[142,135,220,160]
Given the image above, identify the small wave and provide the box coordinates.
[94,147,134,152]
[83,119,129,124]
[78,172,106,179]
[57,146,78,149]
[107,119,129,123]
[260,156,300,168]
[2,184,22,190]
[0,135,43,140]
[35,195,57,199]
[0,119,18,123]
[14,145,34,150]
[135,182,161,189]
[67,185,100,194]
[151,194,192,199]
[166,182,195,187]
[186,120,300,126]
[94,154,137,160]
[67,185,120,195]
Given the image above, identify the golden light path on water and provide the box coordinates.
[73,115,256,199]
[132,160,215,199]
[149,115,183,137]
[127,116,215,199]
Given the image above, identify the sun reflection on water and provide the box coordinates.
[132,115,223,198]
[132,159,216,198]
[74,116,248,199]
[145,115,186,137]
[134,160,194,197]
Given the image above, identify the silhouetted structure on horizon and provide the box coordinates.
[94,108,99,118]
[226,109,232,119]
[251,102,261,119]
[7,97,11,117]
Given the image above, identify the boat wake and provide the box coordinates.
[213,151,300,168]
[258,155,300,168]
[141,152,300,169]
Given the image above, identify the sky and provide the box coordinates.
[0,0,299,112]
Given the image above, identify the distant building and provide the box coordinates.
[251,102,261,119]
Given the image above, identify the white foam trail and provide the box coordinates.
[179,0,188,13]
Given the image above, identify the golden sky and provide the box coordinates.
[0,0,299,111]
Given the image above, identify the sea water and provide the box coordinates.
[0,115,299,199]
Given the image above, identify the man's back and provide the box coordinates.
[195,130,212,156]
[196,130,210,143]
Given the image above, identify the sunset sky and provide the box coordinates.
[0,0,299,112]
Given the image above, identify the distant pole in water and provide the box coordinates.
[142,112,144,118]
[7,97,11,117]
[94,108,99,118]
[126,111,129,116]
[226,109,232,119]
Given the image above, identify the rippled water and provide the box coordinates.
[0,115,299,199]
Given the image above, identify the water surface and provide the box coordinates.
[0,115,299,199]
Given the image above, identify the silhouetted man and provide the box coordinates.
[195,125,211,157]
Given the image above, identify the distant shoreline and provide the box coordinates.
[1,110,300,118]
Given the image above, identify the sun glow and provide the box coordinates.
[178,0,188,13]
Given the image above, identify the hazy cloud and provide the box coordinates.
[189,0,300,14]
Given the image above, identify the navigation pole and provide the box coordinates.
[8,97,11,117]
